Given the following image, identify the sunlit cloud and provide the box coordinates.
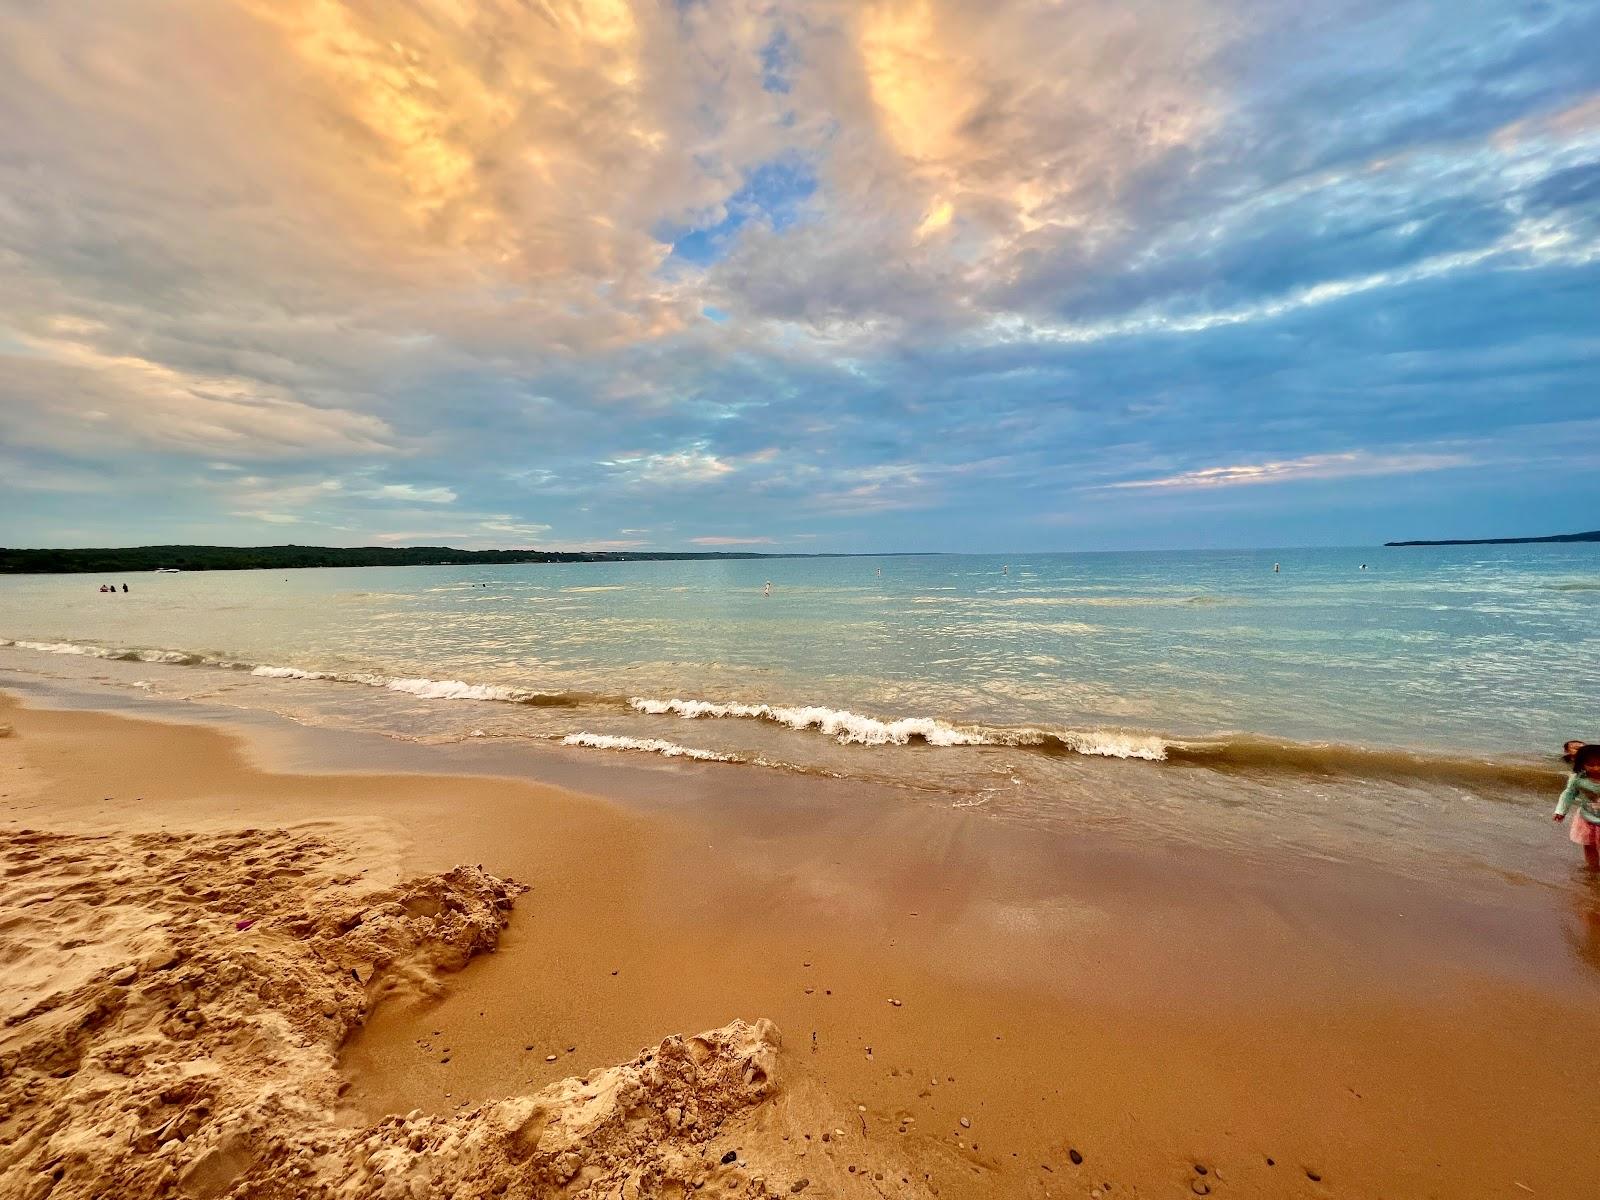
[371,484,457,504]
[1100,452,1474,492]
[0,1,1595,550]
[601,447,737,486]
[0,330,394,458]
[241,511,301,525]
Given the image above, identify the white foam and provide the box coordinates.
[385,677,536,704]
[630,695,1170,758]
[630,696,991,747]
[560,733,737,762]
[134,649,201,664]
[3,637,571,708]
[4,639,203,666]
[7,639,118,658]
[254,666,543,703]
[251,665,331,680]
[996,727,1169,760]
[1069,731,1168,760]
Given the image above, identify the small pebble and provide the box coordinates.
[545,1055,558,1063]
[958,1117,970,1129]
[1069,1148,1083,1165]
[1191,1182,1210,1197]
[720,1150,737,1165]
[888,998,902,1007]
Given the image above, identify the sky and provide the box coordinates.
[1,0,1597,553]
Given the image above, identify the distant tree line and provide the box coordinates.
[1384,530,1600,547]
[0,544,810,574]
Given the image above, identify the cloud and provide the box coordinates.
[370,484,457,504]
[237,510,301,525]
[601,447,736,486]
[1,1,1597,552]
[690,535,776,545]
[1099,451,1474,492]
[0,330,395,458]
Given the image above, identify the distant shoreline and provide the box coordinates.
[1384,529,1600,547]
[0,544,927,575]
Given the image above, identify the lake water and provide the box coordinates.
[4,544,1598,881]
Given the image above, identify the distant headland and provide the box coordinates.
[1385,530,1600,547]
[0,544,891,575]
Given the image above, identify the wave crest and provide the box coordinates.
[630,696,994,747]
[629,695,1169,758]
[560,733,737,761]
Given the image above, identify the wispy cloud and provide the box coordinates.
[601,447,736,486]
[1099,451,1474,492]
[690,535,776,545]
[370,483,457,504]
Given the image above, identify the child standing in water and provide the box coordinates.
[1554,744,1600,870]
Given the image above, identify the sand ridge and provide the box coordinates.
[0,823,919,1199]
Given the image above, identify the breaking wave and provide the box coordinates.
[0,638,581,708]
[2,636,1559,792]
[628,696,1169,758]
[559,733,737,762]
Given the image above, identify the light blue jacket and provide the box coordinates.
[1555,774,1600,824]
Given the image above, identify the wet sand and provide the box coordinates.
[3,688,1598,1199]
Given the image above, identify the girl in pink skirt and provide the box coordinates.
[1554,743,1600,870]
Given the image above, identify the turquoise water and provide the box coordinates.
[4,544,1598,876]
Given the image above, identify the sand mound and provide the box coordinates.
[0,827,924,1200]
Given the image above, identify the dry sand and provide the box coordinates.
[2,691,1598,1199]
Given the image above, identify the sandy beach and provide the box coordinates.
[3,687,1598,1200]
